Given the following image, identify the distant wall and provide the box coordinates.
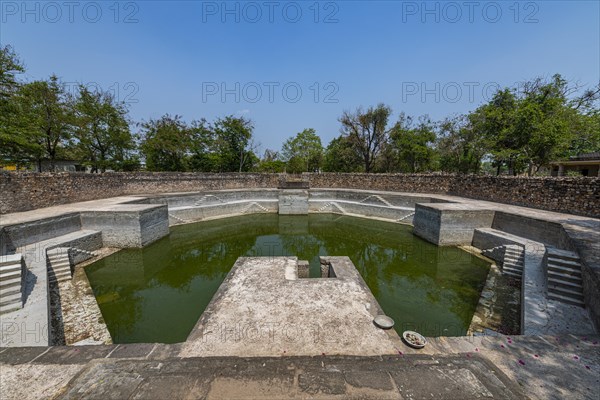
[307,173,599,218]
[1,172,598,218]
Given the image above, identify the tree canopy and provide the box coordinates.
[2,46,598,175]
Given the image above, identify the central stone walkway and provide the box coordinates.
[181,256,403,357]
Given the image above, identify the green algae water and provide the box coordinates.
[85,214,490,343]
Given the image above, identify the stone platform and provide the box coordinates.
[181,256,403,357]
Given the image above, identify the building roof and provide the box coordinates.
[569,152,600,161]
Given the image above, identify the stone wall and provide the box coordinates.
[306,173,599,218]
[1,171,598,218]
[0,172,279,215]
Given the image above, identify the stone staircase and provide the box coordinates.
[482,244,524,279]
[69,247,97,265]
[241,201,270,214]
[316,201,347,214]
[360,195,393,207]
[397,212,415,222]
[169,213,189,225]
[0,254,25,315]
[546,248,584,307]
[502,245,525,278]
[194,194,226,206]
[46,247,73,284]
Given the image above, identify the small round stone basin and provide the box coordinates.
[402,330,427,348]
[373,315,394,329]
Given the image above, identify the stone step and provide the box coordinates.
[0,263,22,274]
[503,261,523,268]
[548,285,584,301]
[502,266,523,277]
[547,257,581,269]
[0,284,21,298]
[0,291,22,306]
[547,270,583,285]
[49,270,72,280]
[504,255,524,263]
[47,255,69,263]
[49,261,71,269]
[504,248,524,255]
[547,292,585,307]
[546,248,580,261]
[50,268,71,277]
[547,277,583,291]
[0,270,21,282]
[547,263,581,276]
[49,276,71,284]
[0,277,21,290]
[502,271,523,279]
[0,301,22,314]
[0,255,22,268]
[49,269,72,277]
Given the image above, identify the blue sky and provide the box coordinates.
[2,0,599,152]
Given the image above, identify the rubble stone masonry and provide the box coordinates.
[1,172,598,218]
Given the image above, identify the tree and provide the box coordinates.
[0,45,29,166]
[140,114,191,171]
[339,104,391,172]
[470,89,521,175]
[212,116,257,172]
[257,149,286,172]
[281,128,323,173]
[323,135,363,172]
[437,115,487,174]
[17,76,74,171]
[0,45,23,100]
[389,113,437,173]
[469,74,598,175]
[188,118,220,172]
[73,86,135,172]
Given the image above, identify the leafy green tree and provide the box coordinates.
[323,135,363,172]
[212,116,257,172]
[281,128,323,173]
[469,74,598,175]
[437,115,487,174]
[470,89,521,174]
[188,119,220,172]
[0,45,30,166]
[73,86,135,172]
[17,76,74,171]
[257,149,286,172]
[339,104,391,172]
[389,113,437,172]
[140,114,191,171]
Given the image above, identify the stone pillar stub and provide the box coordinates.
[278,190,309,215]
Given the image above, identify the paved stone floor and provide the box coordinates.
[1,334,599,400]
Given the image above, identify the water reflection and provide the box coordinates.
[86,214,489,343]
